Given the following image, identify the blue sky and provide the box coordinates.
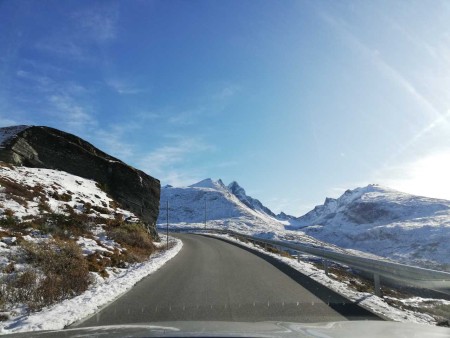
[1,0,450,215]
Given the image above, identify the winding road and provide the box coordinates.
[74,234,379,327]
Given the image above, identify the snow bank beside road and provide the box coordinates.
[0,236,183,334]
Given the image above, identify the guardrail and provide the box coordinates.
[163,226,450,297]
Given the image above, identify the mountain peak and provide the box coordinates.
[227,181,277,218]
[189,178,226,190]
[227,180,245,194]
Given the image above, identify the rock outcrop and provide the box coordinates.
[0,125,160,237]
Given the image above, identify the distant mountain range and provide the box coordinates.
[159,180,450,271]
[297,184,450,270]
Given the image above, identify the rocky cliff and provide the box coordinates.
[0,125,160,237]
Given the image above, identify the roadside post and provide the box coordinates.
[166,200,169,250]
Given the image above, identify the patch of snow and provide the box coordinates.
[0,237,16,245]
[76,237,112,256]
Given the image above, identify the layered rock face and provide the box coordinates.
[0,126,160,237]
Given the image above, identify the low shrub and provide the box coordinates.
[38,199,51,213]
[84,202,92,214]
[50,191,72,202]
[106,223,153,249]
[108,200,119,209]
[91,205,110,215]
[106,223,155,262]
[36,213,91,239]
[86,252,109,278]
[0,211,19,228]
[18,239,91,309]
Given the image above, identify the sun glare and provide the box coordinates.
[387,150,450,200]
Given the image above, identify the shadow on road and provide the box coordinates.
[206,235,384,321]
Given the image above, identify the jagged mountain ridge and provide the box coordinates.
[157,178,284,231]
[227,181,277,217]
[296,184,450,227]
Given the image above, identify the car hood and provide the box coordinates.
[2,321,449,337]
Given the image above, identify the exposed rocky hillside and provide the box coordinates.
[0,126,160,236]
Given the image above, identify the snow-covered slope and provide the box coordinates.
[0,163,137,222]
[296,184,450,270]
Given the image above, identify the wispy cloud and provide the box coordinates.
[213,85,241,100]
[212,160,238,169]
[91,122,143,160]
[134,111,160,120]
[35,4,119,62]
[168,107,206,125]
[105,78,150,95]
[16,68,87,96]
[164,84,241,126]
[157,170,203,188]
[138,137,214,186]
[35,40,91,62]
[73,9,118,43]
[48,94,96,130]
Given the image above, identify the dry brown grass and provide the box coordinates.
[0,177,35,200]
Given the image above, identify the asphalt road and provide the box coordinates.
[74,234,379,327]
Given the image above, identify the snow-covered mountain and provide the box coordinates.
[157,178,283,232]
[158,179,450,270]
[296,184,450,270]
